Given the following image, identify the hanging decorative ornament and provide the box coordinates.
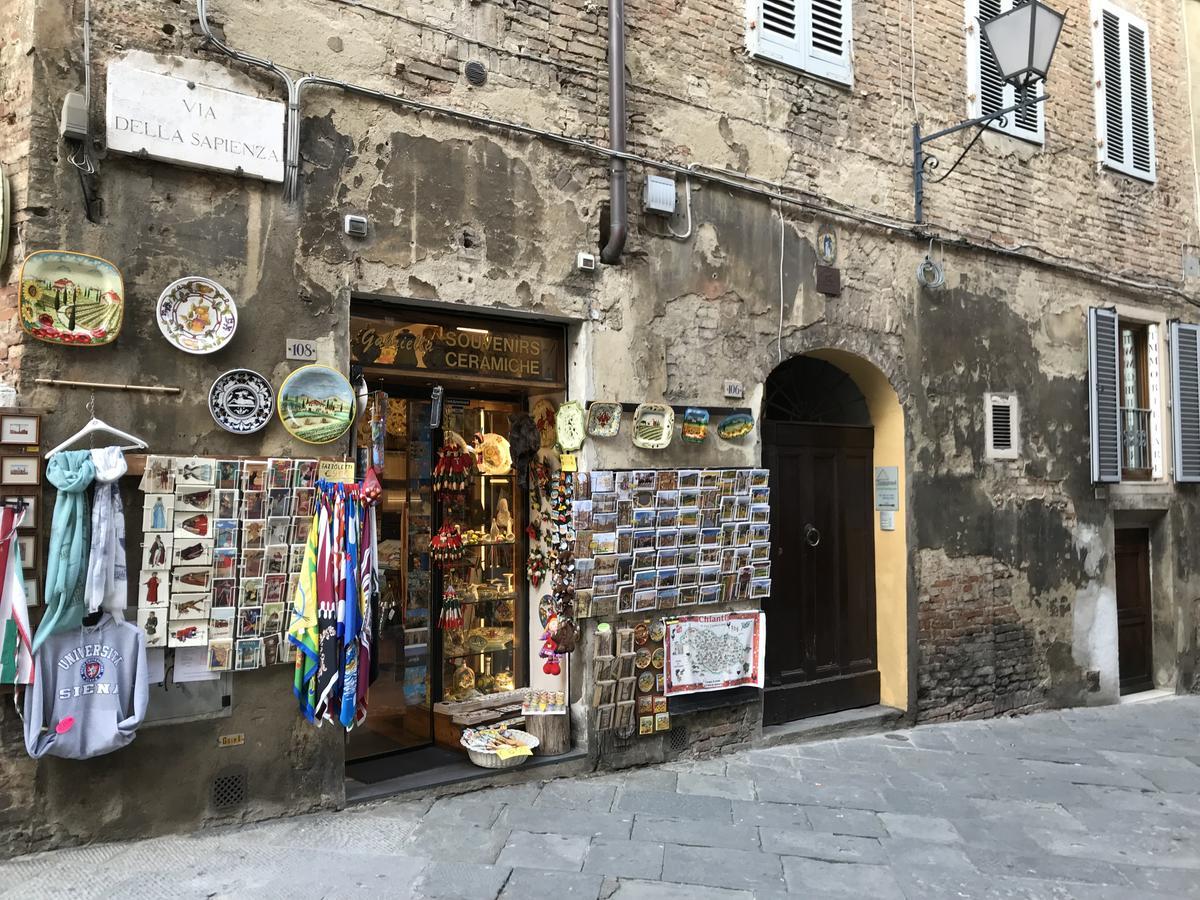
[526,549,548,587]
[430,524,465,566]
[539,613,562,676]
[433,434,473,496]
[437,584,464,630]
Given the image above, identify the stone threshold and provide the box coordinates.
[1118,687,1176,705]
[758,703,906,749]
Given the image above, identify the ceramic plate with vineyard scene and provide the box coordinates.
[19,251,124,346]
[277,365,355,444]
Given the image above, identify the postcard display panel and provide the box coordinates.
[138,455,320,672]
[573,468,772,738]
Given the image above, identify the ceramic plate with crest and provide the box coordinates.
[209,369,274,435]
[156,276,238,354]
[586,402,622,439]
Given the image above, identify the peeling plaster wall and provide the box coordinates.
[2,0,1200,854]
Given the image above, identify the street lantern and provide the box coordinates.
[981,0,1065,92]
[911,1,1065,223]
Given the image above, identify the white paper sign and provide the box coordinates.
[879,510,896,531]
[874,466,899,511]
[106,61,285,182]
[173,646,220,683]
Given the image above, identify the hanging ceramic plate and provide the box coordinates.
[586,402,622,439]
[208,369,274,435]
[19,250,124,346]
[476,432,512,475]
[556,401,586,452]
[156,276,238,354]
[681,407,710,444]
[277,365,356,445]
[531,398,558,448]
[632,403,674,450]
[718,413,755,440]
[0,163,9,270]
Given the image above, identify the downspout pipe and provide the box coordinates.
[599,0,627,265]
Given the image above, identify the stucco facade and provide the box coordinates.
[0,0,1198,854]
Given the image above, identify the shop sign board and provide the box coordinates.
[350,311,565,388]
[106,61,285,182]
[874,466,899,511]
[217,733,245,748]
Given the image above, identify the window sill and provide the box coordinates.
[747,52,853,91]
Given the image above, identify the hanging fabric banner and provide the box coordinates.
[663,611,766,696]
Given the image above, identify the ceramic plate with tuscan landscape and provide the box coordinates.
[156,276,238,354]
[632,403,674,450]
[19,250,124,346]
[277,365,356,445]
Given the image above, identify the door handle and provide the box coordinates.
[804,524,821,548]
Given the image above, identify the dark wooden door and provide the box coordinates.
[762,422,880,725]
[1115,528,1153,694]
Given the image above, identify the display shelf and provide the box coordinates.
[443,646,514,660]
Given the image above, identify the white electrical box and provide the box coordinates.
[344,214,368,237]
[644,175,677,215]
[577,251,597,271]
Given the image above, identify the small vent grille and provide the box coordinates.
[985,393,1019,460]
[210,771,247,811]
[991,403,1012,451]
[465,61,487,86]
[669,725,688,752]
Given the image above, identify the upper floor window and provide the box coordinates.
[966,0,1044,143]
[746,0,853,86]
[1091,1,1156,181]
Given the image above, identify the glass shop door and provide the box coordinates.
[346,393,435,761]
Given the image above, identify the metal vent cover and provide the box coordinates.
[210,769,247,811]
[465,61,487,86]
[669,725,687,752]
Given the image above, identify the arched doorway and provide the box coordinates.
[762,356,882,724]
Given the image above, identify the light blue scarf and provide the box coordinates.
[33,450,95,651]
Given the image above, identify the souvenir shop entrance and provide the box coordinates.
[344,301,566,780]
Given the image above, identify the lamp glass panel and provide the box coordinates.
[983,4,1034,82]
[1031,4,1063,73]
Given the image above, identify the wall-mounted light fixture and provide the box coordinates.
[912,0,1065,224]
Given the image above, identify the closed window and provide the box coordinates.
[746,0,853,85]
[1171,322,1200,481]
[966,0,1044,143]
[1091,1,1156,181]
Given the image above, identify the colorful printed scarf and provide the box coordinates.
[288,504,322,722]
[0,506,33,684]
[84,447,128,614]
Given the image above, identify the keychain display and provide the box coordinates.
[430,524,465,565]
[437,583,464,630]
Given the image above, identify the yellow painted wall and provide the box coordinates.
[808,349,908,710]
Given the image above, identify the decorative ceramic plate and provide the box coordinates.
[586,402,622,439]
[209,369,274,434]
[277,365,356,445]
[475,433,512,475]
[156,276,238,354]
[632,403,674,450]
[556,401,586,452]
[19,250,124,346]
[718,413,755,440]
[0,163,9,270]
[532,398,557,449]
[681,407,710,444]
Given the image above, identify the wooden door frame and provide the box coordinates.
[1114,527,1154,694]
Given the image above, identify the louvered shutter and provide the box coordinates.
[1171,322,1200,481]
[985,393,1020,460]
[971,0,1043,142]
[1093,1,1156,181]
[748,0,852,85]
[803,0,852,84]
[1089,307,1122,483]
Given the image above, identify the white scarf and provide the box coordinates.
[84,447,128,613]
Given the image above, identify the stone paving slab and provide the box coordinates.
[2,696,1200,900]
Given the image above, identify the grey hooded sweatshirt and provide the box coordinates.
[24,613,149,759]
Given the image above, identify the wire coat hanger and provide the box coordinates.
[45,392,148,459]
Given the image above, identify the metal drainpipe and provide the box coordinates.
[599,0,627,265]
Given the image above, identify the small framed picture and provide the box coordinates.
[168,621,208,648]
[137,571,168,607]
[207,639,233,671]
[239,606,264,638]
[5,495,35,529]
[138,608,166,646]
[0,415,39,446]
[143,494,175,532]
[22,574,37,607]
[208,607,236,640]
[216,460,241,490]
[1,456,38,486]
[15,535,35,568]
[235,637,262,670]
[750,578,772,599]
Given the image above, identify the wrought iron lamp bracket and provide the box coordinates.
[912,92,1048,224]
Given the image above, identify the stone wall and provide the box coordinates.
[1,0,1199,854]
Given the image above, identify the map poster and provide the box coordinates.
[663,611,766,696]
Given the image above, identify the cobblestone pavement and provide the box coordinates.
[3,697,1200,899]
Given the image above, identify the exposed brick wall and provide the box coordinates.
[918,549,1045,722]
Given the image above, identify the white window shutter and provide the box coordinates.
[1092,1,1155,181]
[985,393,1020,460]
[747,0,852,85]
[967,0,1044,143]
[1089,307,1122,483]
[804,0,853,85]
[1171,322,1200,482]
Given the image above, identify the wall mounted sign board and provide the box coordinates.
[105,60,285,182]
[874,466,899,511]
